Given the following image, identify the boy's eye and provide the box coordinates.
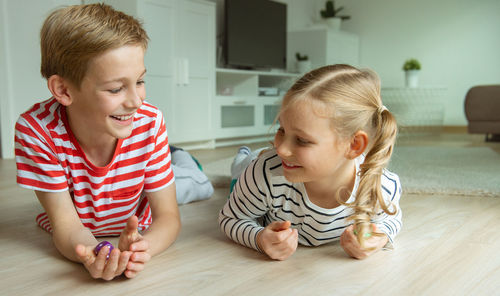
[108,87,123,94]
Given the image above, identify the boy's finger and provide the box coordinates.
[129,239,149,252]
[75,244,94,265]
[124,269,138,279]
[93,246,110,271]
[127,261,145,272]
[125,215,139,234]
[101,249,120,279]
[130,251,151,263]
[116,251,132,275]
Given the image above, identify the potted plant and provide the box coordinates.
[403,58,421,88]
[320,0,351,31]
[296,52,311,73]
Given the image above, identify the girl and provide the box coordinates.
[218,64,402,260]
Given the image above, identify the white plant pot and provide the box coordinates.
[325,17,341,31]
[405,70,419,88]
[296,60,311,73]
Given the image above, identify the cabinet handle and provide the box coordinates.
[175,58,189,86]
[182,58,189,85]
[233,100,246,105]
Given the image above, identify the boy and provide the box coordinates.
[14,4,180,280]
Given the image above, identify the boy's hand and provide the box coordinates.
[256,220,298,261]
[75,244,131,280]
[118,216,151,278]
[340,224,388,259]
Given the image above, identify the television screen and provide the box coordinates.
[225,0,287,70]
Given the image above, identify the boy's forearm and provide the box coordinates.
[142,214,181,256]
[52,225,97,262]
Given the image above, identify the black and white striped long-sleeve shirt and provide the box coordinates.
[218,149,402,252]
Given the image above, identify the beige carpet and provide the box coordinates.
[203,146,500,197]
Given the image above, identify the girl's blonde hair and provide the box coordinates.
[40,3,149,89]
[280,64,398,248]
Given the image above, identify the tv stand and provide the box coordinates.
[214,68,300,146]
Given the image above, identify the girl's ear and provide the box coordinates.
[47,75,73,106]
[346,131,368,159]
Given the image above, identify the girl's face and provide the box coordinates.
[67,45,146,143]
[274,99,352,184]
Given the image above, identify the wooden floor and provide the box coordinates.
[1,132,500,295]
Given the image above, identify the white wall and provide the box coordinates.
[0,0,80,158]
[331,0,500,125]
[2,0,499,157]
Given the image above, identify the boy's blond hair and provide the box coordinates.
[40,3,149,88]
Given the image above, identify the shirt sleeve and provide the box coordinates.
[14,115,68,192]
[143,111,174,192]
[218,156,270,252]
[372,170,403,246]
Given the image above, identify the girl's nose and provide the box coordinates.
[275,139,292,158]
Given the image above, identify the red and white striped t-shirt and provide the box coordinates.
[15,98,174,236]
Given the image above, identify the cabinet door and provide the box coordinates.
[139,0,177,138]
[171,0,215,143]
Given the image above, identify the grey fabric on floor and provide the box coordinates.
[171,150,214,204]
[204,146,500,197]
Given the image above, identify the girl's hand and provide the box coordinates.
[256,221,298,261]
[75,244,131,280]
[340,224,388,259]
[118,216,151,278]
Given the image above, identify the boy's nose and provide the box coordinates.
[126,89,143,109]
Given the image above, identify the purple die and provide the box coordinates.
[94,241,114,259]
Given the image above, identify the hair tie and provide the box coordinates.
[378,105,388,114]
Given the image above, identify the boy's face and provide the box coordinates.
[67,45,146,142]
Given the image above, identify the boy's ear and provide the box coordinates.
[47,75,73,106]
[345,131,368,159]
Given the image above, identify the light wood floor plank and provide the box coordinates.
[1,133,500,295]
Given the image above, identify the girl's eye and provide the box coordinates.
[297,137,309,145]
[137,80,145,86]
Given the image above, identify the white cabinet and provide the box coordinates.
[287,28,359,71]
[93,0,216,145]
[214,68,299,146]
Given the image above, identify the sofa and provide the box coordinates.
[464,85,500,141]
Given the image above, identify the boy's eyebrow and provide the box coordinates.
[102,69,147,84]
